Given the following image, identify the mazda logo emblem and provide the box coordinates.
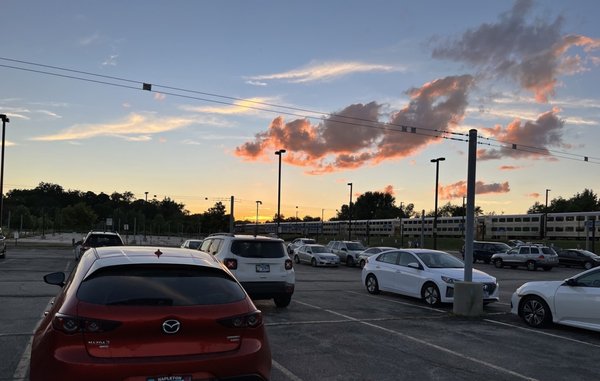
[162,319,181,334]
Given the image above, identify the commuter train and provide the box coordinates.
[236,211,600,241]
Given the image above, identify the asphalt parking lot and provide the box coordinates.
[2,245,600,381]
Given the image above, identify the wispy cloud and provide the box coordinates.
[102,54,118,66]
[31,113,197,142]
[180,97,276,117]
[246,61,404,84]
[79,32,100,46]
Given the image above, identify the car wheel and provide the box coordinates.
[294,255,300,264]
[365,274,380,294]
[494,259,503,268]
[584,261,593,270]
[520,296,552,328]
[274,295,292,308]
[311,258,317,267]
[346,256,355,267]
[542,266,553,271]
[359,259,366,268]
[526,261,537,271]
[421,282,441,306]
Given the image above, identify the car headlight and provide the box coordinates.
[441,276,459,284]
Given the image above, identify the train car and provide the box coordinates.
[480,214,543,241]
[546,211,600,240]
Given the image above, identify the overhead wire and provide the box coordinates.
[0,56,597,164]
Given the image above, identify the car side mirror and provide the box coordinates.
[564,278,578,287]
[44,272,66,287]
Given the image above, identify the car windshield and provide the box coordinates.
[415,251,464,268]
[347,242,365,250]
[311,246,329,253]
[231,240,285,258]
[77,264,246,306]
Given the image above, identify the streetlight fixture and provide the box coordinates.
[255,200,262,236]
[0,114,9,232]
[347,182,353,241]
[430,157,445,249]
[545,189,551,240]
[275,149,286,237]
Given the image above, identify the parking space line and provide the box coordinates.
[296,300,539,381]
[272,360,305,381]
[346,290,447,313]
[484,319,600,348]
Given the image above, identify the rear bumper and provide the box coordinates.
[30,335,271,381]
[241,281,295,300]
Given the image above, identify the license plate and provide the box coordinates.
[256,264,270,272]
[147,376,192,381]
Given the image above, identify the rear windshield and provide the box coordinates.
[347,242,365,251]
[541,247,557,255]
[85,235,123,247]
[231,240,285,258]
[77,265,246,306]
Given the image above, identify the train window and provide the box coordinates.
[577,216,585,221]
[499,218,506,222]
[555,216,564,222]
[514,218,522,222]
[547,217,554,222]
[531,227,538,231]
[547,227,554,232]
[566,227,574,232]
[523,217,530,222]
[566,216,575,221]
[532,217,540,222]
[506,218,514,222]
[523,227,530,231]
[555,227,564,232]
[576,227,584,232]
[492,218,498,223]
[514,227,522,231]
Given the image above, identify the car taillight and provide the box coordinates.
[538,255,545,259]
[52,313,121,334]
[218,311,263,328]
[285,259,293,270]
[223,258,238,270]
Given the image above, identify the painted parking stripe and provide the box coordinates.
[272,360,305,381]
[347,290,448,313]
[296,300,539,381]
[484,319,600,348]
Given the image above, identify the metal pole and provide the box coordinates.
[430,157,445,249]
[229,196,235,233]
[275,150,286,237]
[545,189,551,241]
[255,200,261,236]
[464,129,477,282]
[0,115,9,232]
[348,182,353,241]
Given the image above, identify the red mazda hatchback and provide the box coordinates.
[30,246,271,381]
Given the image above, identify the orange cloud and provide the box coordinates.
[235,75,474,174]
[499,165,521,170]
[478,108,565,160]
[528,192,541,198]
[439,181,510,200]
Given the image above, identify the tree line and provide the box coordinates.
[2,182,598,236]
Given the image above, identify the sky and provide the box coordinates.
[1,0,599,222]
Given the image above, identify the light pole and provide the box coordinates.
[275,149,286,237]
[347,182,353,241]
[431,157,445,249]
[144,191,148,240]
[0,114,9,232]
[295,206,298,220]
[545,189,551,240]
[255,200,262,236]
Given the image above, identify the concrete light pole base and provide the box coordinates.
[453,282,483,316]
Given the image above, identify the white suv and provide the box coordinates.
[200,234,295,307]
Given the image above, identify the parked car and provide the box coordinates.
[181,239,203,250]
[327,240,366,267]
[357,246,396,268]
[30,246,271,381]
[491,244,559,271]
[75,231,124,260]
[557,249,600,269]
[511,266,600,332]
[0,234,6,258]
[200,233,295,307]
[294,244,340,267]
[287,237,316,255]
[461,241,511,264]
[361,249,499,306]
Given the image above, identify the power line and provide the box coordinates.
[0,56,597,164]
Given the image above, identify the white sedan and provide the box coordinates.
[361,249,499,306]
[294,244,340,267]
[511,267,600,331]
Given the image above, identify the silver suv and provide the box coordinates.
[326,240,366,267]
[200,234,295,307]
[491,244,559,271]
